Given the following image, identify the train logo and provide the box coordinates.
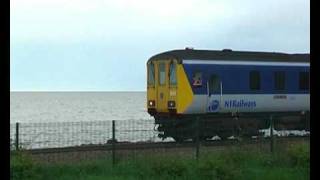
[208,100,219,112]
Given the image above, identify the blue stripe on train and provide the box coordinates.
[182,63,309,95]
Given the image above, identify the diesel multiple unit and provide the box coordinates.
[146,49,310,141]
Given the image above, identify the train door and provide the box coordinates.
[207,74,223,113]
[156,61,168,112]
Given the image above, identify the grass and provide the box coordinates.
[11,142,309,180]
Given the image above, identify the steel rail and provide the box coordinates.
[24,135,309,155]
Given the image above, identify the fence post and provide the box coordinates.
[15,122,19,151]
[270,115,274,153]
[195,116,200,160]
[112,120,116,166]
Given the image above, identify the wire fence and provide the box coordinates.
[10,117,310,164]
[10,119,162,150]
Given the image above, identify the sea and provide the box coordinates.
[10,92,159,149]
[10,92,152,123]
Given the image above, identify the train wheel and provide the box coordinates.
[218,133,231,140]
[200,136,213,141]
[172,136,186,143]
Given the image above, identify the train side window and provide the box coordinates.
[274,71,285,90]
[169,62,177,85]
[250,71,260,90]
[147,63,155,86]
[299,72,309,90]
[159,62,166,85]
[208,74,220,94]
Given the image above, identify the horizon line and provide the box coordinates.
[10,90,147,92]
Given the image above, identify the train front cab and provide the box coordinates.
[147,59,193,117]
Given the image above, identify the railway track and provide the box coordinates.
[25,135,309,155]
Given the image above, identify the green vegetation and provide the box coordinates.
[10,151,39,180]
[11,142,309,180]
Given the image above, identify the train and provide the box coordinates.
[146,48,310,141]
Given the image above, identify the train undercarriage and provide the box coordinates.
[154,111,310,142]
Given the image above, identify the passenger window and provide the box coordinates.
[250,71,260,90]
[208,74,220,94]
[274,71,285,90]
[169,62,177,85]
[159,63,166,85]
[299,72,309,90]
[147,63,155,86]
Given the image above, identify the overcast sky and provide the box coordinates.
[10,0,310,91]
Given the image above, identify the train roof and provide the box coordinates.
[148,49,310,63]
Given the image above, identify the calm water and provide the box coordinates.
[10,92,160,149]
[10,92,153,123]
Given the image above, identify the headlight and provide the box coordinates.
[148,100,155,107]
[167,101,175,108]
